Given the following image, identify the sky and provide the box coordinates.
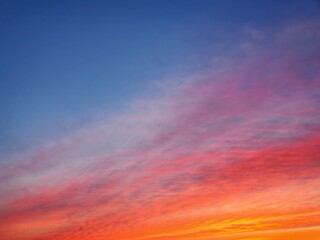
[0,1,320,240]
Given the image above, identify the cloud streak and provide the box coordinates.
[1,20,320,240]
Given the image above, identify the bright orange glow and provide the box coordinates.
[1,19,320,240]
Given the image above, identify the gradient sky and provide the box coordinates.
[1,1,320,240]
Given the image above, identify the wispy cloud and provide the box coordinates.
[1,20,320,240]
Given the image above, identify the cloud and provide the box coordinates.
[1,20,320,240]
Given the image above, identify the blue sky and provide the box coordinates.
[1,0,319,153]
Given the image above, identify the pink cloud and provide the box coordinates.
[1,20,320,240]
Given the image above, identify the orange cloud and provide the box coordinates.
[1,20,320,240]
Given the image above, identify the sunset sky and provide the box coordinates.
[1,1,320,240]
